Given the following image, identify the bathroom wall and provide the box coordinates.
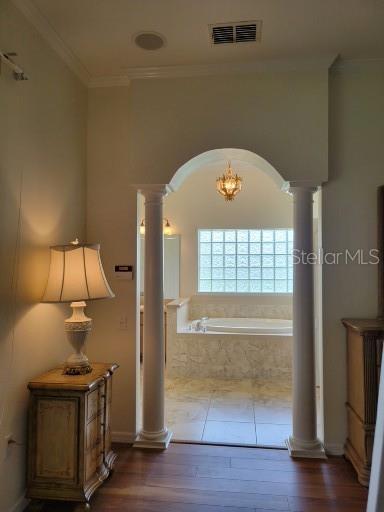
[163,164,293,297]
[0,2,87,510]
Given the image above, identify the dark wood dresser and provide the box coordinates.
[27,362,118,509]
[342,319,384,486]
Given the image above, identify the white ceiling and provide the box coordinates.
[25,0,384,80]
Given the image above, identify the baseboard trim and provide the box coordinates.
[133,430,173,450]
[325,443,345,456]
[286,437,327,459]
[112,431,137,444]
[8,493,29,512]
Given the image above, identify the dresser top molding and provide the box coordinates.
[342,318,384,334]
[28,362,118,391]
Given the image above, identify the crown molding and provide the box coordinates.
[88,75,131,88]
[331,56,384,71]
[89,55,338,88]
[10,3,384,91]
[12,0,90,86]
[10,1,340,90]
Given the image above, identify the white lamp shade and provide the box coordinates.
[42,243,115,303]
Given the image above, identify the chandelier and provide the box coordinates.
[216,162,243,202]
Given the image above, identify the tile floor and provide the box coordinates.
[164,377,293,447]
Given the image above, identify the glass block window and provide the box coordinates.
[198,229,293,293]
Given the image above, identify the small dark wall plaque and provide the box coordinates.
[114,265,133,280]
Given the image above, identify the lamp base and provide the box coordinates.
[63,364,92,376]
[64,301,93,375]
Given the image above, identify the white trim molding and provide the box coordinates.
[8,5,384,90]
[89,75,131,88]
[133,184,173,196]
[331,56,384,72]
[169,149,285,192]
[8,494,29,512]
[282,180,323,194]
[90,55,338,87]
[112,431,138,444]
[9,1,338,90]
[12,0,90,85]
[324,443,345,456]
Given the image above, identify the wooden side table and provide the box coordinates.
[27,362,118,509]
[342,319,384,486]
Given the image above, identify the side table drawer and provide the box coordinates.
[86,414,103,450]
[87,388,99,421]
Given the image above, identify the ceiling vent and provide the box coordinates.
[209,21,262,45]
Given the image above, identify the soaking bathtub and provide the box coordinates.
[166,301,293,380]
[202,317,292,335]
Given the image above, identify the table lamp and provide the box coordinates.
[42,239,114,375]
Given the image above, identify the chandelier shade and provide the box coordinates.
[216,162,243,201]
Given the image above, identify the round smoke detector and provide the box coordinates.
[134,32,166,51]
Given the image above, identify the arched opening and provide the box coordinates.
[135,148,324,456]
[163,149,292,446]
[169,148,286,192]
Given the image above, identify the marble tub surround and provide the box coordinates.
[166,332,292,380]
[189,294,292,321]
[167,297,190,332]
[167,299,292,380]
[164,377,293,447]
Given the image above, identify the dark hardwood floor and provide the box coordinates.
[27,442,368,512]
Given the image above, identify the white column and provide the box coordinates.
[134,185,172,449]
[286,184,326,458]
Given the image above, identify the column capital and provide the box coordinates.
[133,184,173,200]
[282,181,322,195]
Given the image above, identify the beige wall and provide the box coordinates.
[127,71,329,184]
[322,61,384,451]
[162,164,293,297]
[86,86,141,443]
[0,2,87,510]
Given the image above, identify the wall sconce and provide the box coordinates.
[139,218,173,236]
[163,218,172,236]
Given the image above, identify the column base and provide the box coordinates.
[133,428,173,450]
[286,435,327,459]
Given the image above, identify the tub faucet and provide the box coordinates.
[201,317,208,333]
